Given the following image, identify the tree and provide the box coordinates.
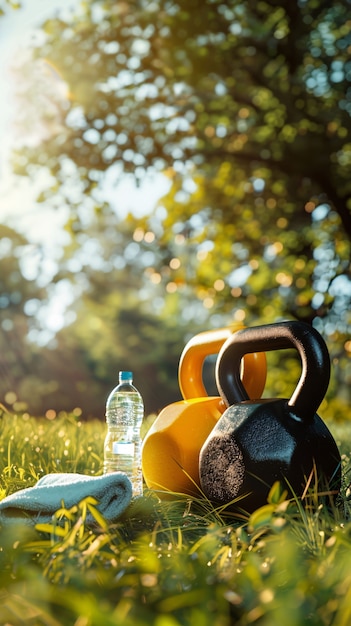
[12,1,351,219]
[6,0,351,409]
[0,225,50,406]
[12,1,351,314]
[42,213,195,416]
[0,216,194,416]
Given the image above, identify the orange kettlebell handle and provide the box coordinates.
[179,324,267,401]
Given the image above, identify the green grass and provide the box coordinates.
[0,405,351,625]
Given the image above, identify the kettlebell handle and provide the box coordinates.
[215,321,330,420]
[178,326,241,399]
[178,324,267,401]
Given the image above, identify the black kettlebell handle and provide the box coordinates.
[215,321,330,420]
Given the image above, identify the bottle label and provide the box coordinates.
[112,441,135,456]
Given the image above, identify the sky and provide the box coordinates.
[0,0,170,246]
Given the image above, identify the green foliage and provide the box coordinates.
[0,408,350,624]
[2,0,351,413]
[0,225,49,392]
[0,216,204,417]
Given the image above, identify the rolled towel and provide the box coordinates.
[0,472,133,527]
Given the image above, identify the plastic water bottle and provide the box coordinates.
[103,371,144,496]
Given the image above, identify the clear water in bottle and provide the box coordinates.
[103,371,144,496]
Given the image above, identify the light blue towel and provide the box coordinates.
[0,472,132,526]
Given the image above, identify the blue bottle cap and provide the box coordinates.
[119,371,133,381]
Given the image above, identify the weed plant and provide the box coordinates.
[0,405,351,625]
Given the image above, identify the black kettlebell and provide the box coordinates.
[199,321,341,512]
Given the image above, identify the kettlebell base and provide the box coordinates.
[199,399,341,513]
[199,435,246,504]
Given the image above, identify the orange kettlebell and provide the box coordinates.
[141,323,267,496]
